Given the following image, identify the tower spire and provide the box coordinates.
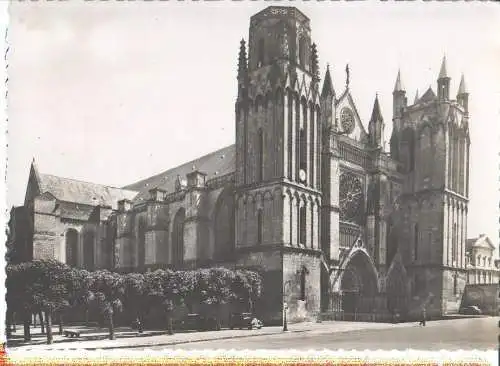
[438,55,448,79]
[369,94,384,147]
[321,64,334,98]
[457,73,468,95]
[237,39,248,83]
[393,69,404,92]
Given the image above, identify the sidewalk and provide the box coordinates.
[6,321,416,351]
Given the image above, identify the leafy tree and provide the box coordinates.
[123,272,146,331]
[28,260,71,344]
[88,270,125,340]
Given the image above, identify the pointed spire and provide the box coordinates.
[457,73,468,95]
[237,38,247,82]
[311,43,320,83]
[321,64,334,97]
[393,69,404,92]
[414,89,419,104]
[370,93,383,122]
[438,55,448,79]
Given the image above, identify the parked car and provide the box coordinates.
[460,305,482,315]
[179,314,221,331]
[229,312,263,330]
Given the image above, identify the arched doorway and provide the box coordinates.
[386,255,409,315]
[341,250,378,314]
[65,229,78,267]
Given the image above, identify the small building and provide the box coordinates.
[465,235,499,285]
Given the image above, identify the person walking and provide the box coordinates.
[418,306,426,326]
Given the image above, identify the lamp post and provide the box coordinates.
[283,280,291,332]
[283,302,288,332]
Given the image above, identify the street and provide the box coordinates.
[148,317,498,351]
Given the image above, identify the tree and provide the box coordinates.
[123,272,146,332]
[28,260,71,344]
[88,270,125,340]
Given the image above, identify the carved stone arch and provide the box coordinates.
[263,190,274,202]
[300,193,308,207]
[340,248,380,313]
[265,90,273,108]
[254,191,264,208]
[386,252,409,314]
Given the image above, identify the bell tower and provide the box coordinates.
[234,6,323,323]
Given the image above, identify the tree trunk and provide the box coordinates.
[45,311,53,345]
[39,311,45,334]
[12,311,17,332]
[23,314,31,342]
[85,309,89,326]
[166,311,173,335]
[32,313,36,328]
[6,310,12,339]
[108,311,115,340]
[58,313,64,335]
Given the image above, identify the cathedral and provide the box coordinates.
[10,6,471,323]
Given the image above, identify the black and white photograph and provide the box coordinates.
[3,1,499,363]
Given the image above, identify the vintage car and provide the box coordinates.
[178,313,221,331]
[459,305,482,315]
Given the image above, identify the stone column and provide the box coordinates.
[290,94,297,182]
[283,91,289,179]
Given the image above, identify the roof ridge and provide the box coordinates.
[124,143,235,189]
[40,173,138,192]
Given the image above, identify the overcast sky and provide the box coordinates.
[6,1,500,251]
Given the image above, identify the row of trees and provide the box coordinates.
[6,260,262,344]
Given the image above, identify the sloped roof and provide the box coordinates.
[419,87,436,103]
[466,235,496,251]
[38,173,138,209]
[124,144,236,202]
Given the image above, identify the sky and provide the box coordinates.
[6,1,500,252]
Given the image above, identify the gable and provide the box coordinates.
[335,90,368,143]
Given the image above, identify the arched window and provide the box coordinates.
[65,229,78,267]
[413,223,419,261]
[299,128,306,172]
[452,223,457,264]
[299,205,306,246]
[300,266,307,301]
[258,38,265,67]
[214,193,235,259]
[138,219,146,268]
[257,209,263,245]
[298,37,306,68]
[83,231,95,271]
[258,128,264,182]
[172,208,185,266]
[420,127,432,180]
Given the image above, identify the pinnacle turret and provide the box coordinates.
[321,64,334,98]
[370,94,383,123]
[438,55,448,79]
[457,73,468,95]
[237,39,248,83]
[311,43,320,83]
[393,69,404,92]
[414,89,419,104]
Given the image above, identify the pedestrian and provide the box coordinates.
[419,307,426,326]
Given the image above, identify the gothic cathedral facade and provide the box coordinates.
[11,6,470,322]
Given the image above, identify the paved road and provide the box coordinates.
[148,317,498,351]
